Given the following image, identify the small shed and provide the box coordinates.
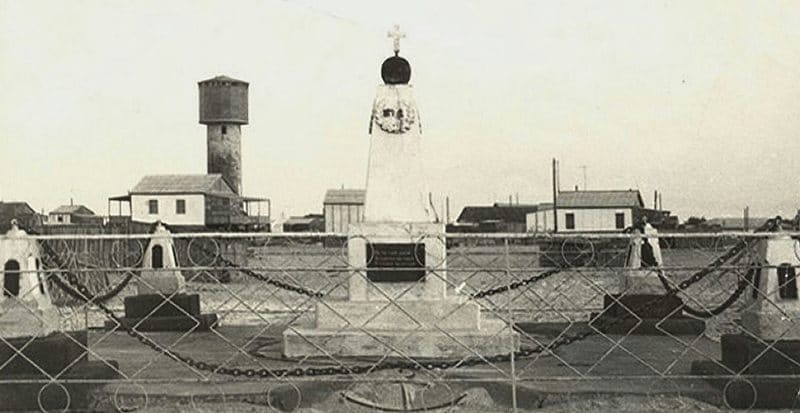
[323,189,365,233]
[47,204,103,225]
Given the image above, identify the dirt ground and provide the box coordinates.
[37,242,773,411]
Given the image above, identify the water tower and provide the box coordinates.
[198,75,249,195]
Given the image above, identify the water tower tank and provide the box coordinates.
[198,75,248,125]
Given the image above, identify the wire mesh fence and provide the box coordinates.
[2,223,800,411]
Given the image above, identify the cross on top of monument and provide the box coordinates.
[388,25,405,56]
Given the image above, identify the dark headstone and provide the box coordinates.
[603,294,683,319]
[124,293,200,319]
[589,294,705,335]
[107,293,217,332]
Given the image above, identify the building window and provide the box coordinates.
[777,263,798,299]
[221,125,227,135]
[148,200,159,214]
[565,213,575,230]
[57,215,63,223]
[615,213,625,229]
[176,199,186,214]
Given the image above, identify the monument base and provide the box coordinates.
[284,298,518,358]
[691,334,800,408]
[283,318,518,359]
[590,294,705,335]
[104,293,218,332]
[0,331,120,411]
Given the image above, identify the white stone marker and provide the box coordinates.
[741,233,800,340]
[283,28,519,358]
[0,220,59,339]
[136,222,185,296]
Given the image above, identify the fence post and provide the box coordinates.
[505,237,518,412]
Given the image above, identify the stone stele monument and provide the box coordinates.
[283,27,519,358]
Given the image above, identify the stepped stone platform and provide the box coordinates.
[283,298,519,358]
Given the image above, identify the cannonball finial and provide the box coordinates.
[381,26,411,85]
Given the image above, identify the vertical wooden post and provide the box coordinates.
[552,158,559,233]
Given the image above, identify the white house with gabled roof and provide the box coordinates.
[527,190,646,233]
[109,174,269,230]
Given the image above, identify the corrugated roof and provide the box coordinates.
[324,189,365,204]
[50,205,95,215]
[556,190,643,208]
[131,174,235,195]
[457,205,539,224]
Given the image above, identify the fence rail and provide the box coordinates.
[1,227,800,411]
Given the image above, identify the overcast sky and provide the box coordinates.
[1,0,799,222]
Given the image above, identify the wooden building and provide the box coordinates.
[528,190,646,233]
[526,190,676,233]
[323,189,365,233]
[109,174,269,231]
[47,204,103,225]
[453,203,539,233]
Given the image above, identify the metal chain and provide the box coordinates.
[470,268,561,299]
[38,219,777,378]
[207,241,563,300]
[206,246,325,298]
[679,268,753,318]
[26,226,134,304]
[654,247,755,319]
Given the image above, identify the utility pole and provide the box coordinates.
[552,158,559,233]
[580,165,587,190]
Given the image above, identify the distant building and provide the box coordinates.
[109,174,269,231]
[528,190,664,233]
[283,214,325,232]
[0,202,44,232]
[453,203,539,233]
[324,189,365,233]
[525,203,553,233]
[47,204,103,226]
[704,217,771,232]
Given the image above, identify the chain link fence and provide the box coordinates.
[2,223,800,411]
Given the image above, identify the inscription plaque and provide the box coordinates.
[366,243,425,282]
